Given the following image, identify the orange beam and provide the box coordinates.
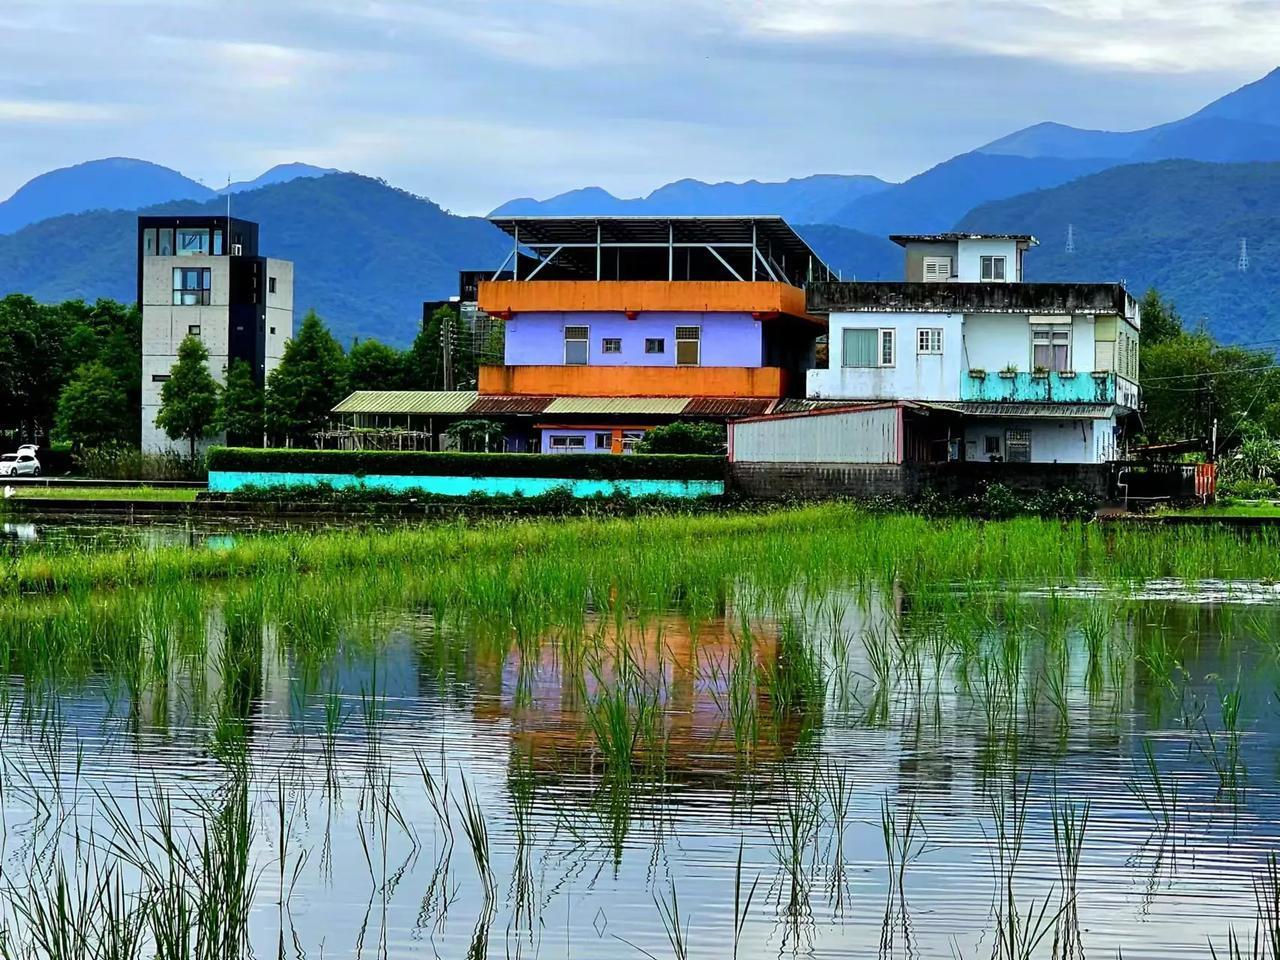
[479,365,789,398]
[477,280,820,325]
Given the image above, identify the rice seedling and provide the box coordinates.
[881,791,929,907]
[1128,739,1180,837]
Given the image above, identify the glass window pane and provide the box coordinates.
[880,330,895,365]
[565,341,588,365]
[212,229,224,256]
[842,329,877,367]
[157,229,174,256]
[144,229,157,256]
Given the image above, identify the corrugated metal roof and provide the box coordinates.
[543,397,693,416]
[927,402,1116,419]
[683,397,776,418]
[332,391,479,415]
[770,398,880,415]
[469,395,552,415]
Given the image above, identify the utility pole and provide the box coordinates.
[1239,238,1250,273]
[1066,223,1075,254]
[442,311,454,391]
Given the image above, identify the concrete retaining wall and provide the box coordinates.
[729,461,1111,501]
[208,470,724,499]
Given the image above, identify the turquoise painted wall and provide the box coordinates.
[961,371,1115,403]
[208,471,724,499]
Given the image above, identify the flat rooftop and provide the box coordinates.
[889,233,1038,247]
[806,280,1136,317]
[487,215,834,287]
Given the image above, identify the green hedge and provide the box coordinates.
[206,447,725,481]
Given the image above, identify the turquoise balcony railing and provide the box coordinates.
[961,371,1117,403]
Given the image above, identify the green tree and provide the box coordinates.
[1139,288,1183,348]
[634,421,727,454]
[156,335,221,459]
[348,338,408,392]
[444,419,504,452]
[264,310,349,445]
[52,361,131,451]
[218,359,265,447]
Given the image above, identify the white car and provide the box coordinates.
[0,452,40,476]
[16,444,37,456]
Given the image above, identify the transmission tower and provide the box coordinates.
[1065,223,1076,254]
[1239,238,1250,273]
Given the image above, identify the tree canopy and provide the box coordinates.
[265,310,349,444]
[156,335,221,459]
[218,359,265,447]
[53,361,131,451]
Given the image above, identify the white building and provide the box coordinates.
[139,216,293,453]
[806,234,1140,464]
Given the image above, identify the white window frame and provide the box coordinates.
[594,432,613,450]
[675,325,701,366]
[549,434,586,450]
[981,256,1008,282]
[1005,428,1032,463]
[842,328,896,368]
[922,257,953,282]
[621,430,645,452]
[601,337,622,355]
[1031,323,1071,373]
[564,325,589,365]
[916,327,943,355]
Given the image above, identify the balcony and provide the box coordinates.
[477,280,818,324]
[479,364,790,398]
[962,370,1136,407]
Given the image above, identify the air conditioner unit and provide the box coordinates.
[231,244,243,256]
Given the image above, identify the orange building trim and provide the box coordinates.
[479,365,789,398]
[477,280,821,325]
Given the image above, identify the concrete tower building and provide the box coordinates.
[138,216,293,452]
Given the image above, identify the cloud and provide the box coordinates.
[0,0,1272,213]
[0,99,120,123]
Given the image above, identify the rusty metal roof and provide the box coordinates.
[682,397,777,418]
[926,402,1116,419]
[769,398,880,415]
[468,395,552,415]
[332,391,479,415]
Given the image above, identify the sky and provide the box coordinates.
[1,0,1277,215]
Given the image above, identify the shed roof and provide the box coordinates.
[925,402,1117,419]
[332,391,479,415]
[542,397,693,416]
[889,233,1038,247]
[468,395,553,415]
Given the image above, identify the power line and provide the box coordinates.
[1142,361,1279,383]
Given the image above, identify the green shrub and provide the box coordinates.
[635,422,726,455]
[75,443,204,481]
[206,447,724,481]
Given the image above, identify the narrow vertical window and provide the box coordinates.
[564,325,589,365]
[675,325,701,366]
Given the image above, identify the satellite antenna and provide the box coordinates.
[1065,223,1075,254]
[1239,238,1250,273]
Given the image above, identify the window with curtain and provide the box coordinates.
[842,329,878,367]
[1032,326,1071,372]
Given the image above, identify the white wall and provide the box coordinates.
[809,311,963,400]
[732,407,901,464]
[962,417,1115,464]
[264,258,294,375]
[962,313,1096,373]
[955,239,1021,282]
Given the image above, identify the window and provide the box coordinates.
[1032,325,1071,372]
[622,431,645,452]
[564,325,589,365]
[143,228,157,257]
[151,373,171,383]
[984,435,1001,457]
[212,228,224,256]
[268,276,277,294]
[675,325,700,366]
[172,267,211,306]
[187,324,201,336]
[981,256,1007,281]
[549,435,586,450]
[177,227,209,256]
[1006,429,1032,463]
[917,328,943,355]
[645,338,665,354]
[842,328,895,367]
[269,326,276,336]
[157,228,174,257]
[922,257,952,282]
[595,432,613,450]
[601,337,621,354]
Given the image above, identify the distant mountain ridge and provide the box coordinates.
[0,159,337,235]
[0,173,511,347]
[491,174,893,225]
